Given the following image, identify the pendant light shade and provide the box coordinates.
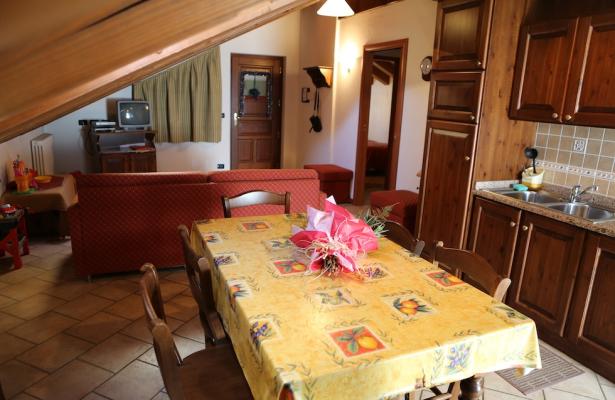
[317,0,355,17]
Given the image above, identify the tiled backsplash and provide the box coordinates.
[534,123,615,197]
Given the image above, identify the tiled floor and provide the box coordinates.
[0,238,612,400]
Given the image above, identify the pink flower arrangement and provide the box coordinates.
[290,197,378,277]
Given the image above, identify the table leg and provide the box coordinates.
[459,375,483,400]
[6,229,22,269]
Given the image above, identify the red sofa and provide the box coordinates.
[68,169,323,278]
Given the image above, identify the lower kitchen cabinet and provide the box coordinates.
[508,212,585,341]
[566,233,615,381]
[468,196,614,382]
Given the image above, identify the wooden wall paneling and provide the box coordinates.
[0,0,317,142]
[473,0,536,182]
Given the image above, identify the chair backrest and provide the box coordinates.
[433,242,511,301]
[222,190,291,218]
[151,318,185,400]
[177,225,226,343]
[139,263,167,327]
[383,220,425,257]
[0,379,5,400]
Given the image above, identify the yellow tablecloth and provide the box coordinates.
[192,214,540,400]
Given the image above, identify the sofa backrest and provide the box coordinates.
[206,169,321,217]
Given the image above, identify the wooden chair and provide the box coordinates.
[140,264,252,400]
[222,190,291,218]
[177,225,226,344]
[0,379,5,400]
[422,241,512,400]
[383,220,425,257]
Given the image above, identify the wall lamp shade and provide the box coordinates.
[317,0,355,17]
[304,66,333,88]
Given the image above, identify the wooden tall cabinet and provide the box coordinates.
[510,12,615,127]
[417,0,536,249]
[508,213,585,342]
[566,233,615,379]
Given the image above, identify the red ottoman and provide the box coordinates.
[304,164,353,203]
[370,190,419,233]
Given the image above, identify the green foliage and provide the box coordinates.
[360,204,395,238]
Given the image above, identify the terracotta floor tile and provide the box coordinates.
[65,311,131,343]
[0,278,54,301]
[18,333,93,372]
[121,316,183,344]
[42,279,100,301]
[10,312,79,344]
[82,393,110,400]
[138,334,203,367]
[0,294,16,308]
[95,360,163,400]
[0,333,35,363]
[1,294,66,320]
[151,392,171,400]
[174,316,205,343]
[164,295,199,321]
[35,265,78,283]
[163,270,189,285]
[0,280,6,289]
[159,280,188,301]
[0,360,47,398]
[104,294,145,320]
[90,280,140,301]
[11,393,40,400]
[26,359,112,400]
[80,333,151,373]
[0,266,44,284]
[27,242,64,258]
[55,294,113,320]
[0,311,24,332]
[27,253,73,271]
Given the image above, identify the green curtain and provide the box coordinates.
[133,46,221,143]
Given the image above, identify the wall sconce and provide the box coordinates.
[317,0,355,17]
[339,42,359,74]
[303,66,334,88]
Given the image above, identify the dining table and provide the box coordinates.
[192,213,541,400]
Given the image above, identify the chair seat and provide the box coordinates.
[181,344,253,399]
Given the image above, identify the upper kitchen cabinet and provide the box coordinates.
[509,19,578,123]
[564,13,615,127]
[433,0,494,70]
[510,12,615,128]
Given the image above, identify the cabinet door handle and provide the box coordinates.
[464,156,471,161]
[564,114,572,121]
[552,112,559,119]
[476,60,482,67]
[521,225,528,231]
[469,115,476,121]
[510,221,517,227]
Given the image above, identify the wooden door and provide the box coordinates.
[510,19,578,123]
[428,71,484,124]
[566,233,615,382]
[231,54,283,169]
[563,13,615,127]
[467,197,521,278]
[508,212,585,343]
[432,0,493,70]
[417,120,477,249]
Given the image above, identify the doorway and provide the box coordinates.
[230,54,284,169]
[353,39,408,205]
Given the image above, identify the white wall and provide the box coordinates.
[367,79,392,143]
[321,0,436,192]
[0,128,44,192]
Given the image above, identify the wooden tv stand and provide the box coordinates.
[94,130,157,173]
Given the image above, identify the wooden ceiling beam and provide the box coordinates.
[0,0,317,142]
[372,65,390,85]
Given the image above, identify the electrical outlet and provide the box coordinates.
[217,163,224,169]
[573,139,587,153]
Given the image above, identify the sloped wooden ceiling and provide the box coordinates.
[0,0,317,142]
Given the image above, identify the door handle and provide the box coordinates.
[233,112,241,127]
[521,225,528,231]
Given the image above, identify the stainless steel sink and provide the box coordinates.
[546,203,615,222]
[501,191,561,204]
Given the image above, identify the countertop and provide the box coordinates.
[475,186,615,238]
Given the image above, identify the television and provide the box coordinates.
[117,100,151,130]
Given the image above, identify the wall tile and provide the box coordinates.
[601,141,615,156]
[597,156,614,172]
[588,127,605,139]
[561,125,575,137]
[537,123,550,134]
[570,153,584,167]
[536,134,548,147]
[560,137,573,152]
[557,150,571,164]
[547,135,561,149]
[586,139,602,155]
[583,155,599,170]
[605,129,615,141]
[574,126,589,138]
[549,124,562,135]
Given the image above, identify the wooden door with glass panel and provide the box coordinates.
[231,54,283,169]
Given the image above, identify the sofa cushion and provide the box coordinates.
[304,164,353,181]
[207,169,317,182]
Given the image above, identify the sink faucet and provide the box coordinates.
[569,185,598,203]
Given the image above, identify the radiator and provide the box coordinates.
[31,133,54,175]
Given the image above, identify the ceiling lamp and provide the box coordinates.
[317,0,355,17]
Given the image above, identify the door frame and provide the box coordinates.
[230,53,284,169]
[353,39,408,205]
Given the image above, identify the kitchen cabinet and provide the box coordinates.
[418,120,477,249]
[566,233,615,381]
[510,13,615,127]
[428,71,484,124]
[467,197,521,278]
[433,0,493,70]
